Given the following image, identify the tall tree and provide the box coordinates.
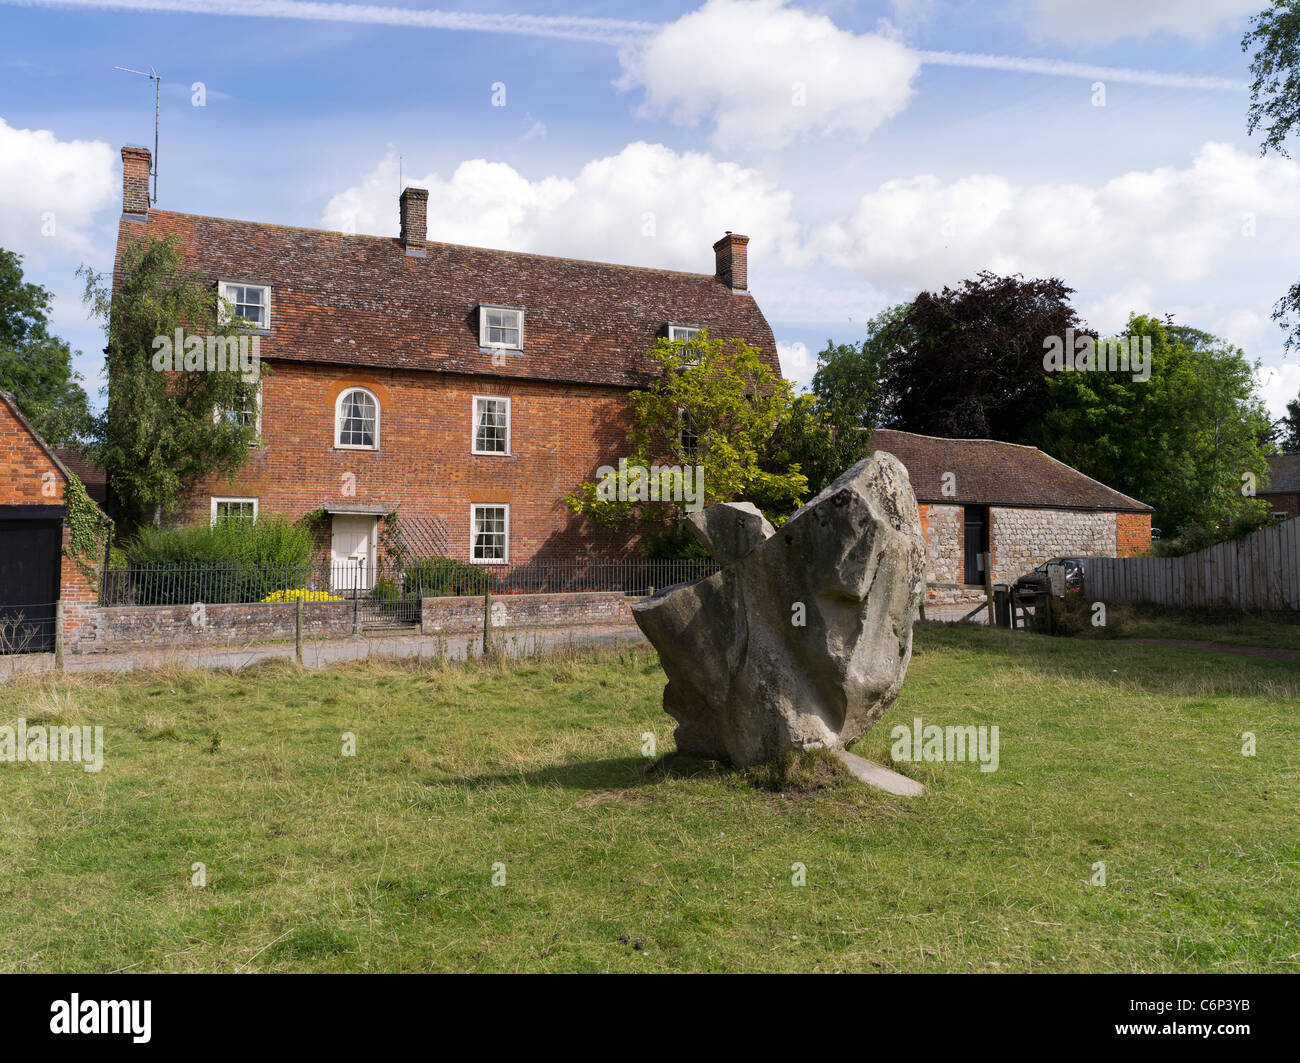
[0,247,93,445]
[564,329,807,541]
[1244,2,1300,351]
[877,272,1086,444]
[80,236,261,533]
[1041,315,1273,535]
[763,306,902,497]
[1278,392,1300,452]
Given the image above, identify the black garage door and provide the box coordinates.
[0,508,63,654]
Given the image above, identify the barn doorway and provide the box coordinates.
[963,505,990,586]
[0,508,62,654]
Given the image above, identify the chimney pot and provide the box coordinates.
[400,187,428,256]
[121,145,151,220]
[713,231,749,291]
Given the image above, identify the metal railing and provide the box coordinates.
[98,557,719,607]
[0,604,58,655]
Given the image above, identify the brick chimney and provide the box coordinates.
[713,231,749,292]
[121,145,151,220]
[400,187,428,256]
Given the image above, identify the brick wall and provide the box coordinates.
[1116,511,1153,556]
[71,601,354,653]
[64,592,631,652]
[175,360,639,561]
[1,398,103,646]
[1262,493,1299,520]
[421,591,632,634]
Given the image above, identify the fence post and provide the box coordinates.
[352,559,361,636]
[483,586,492,655]
[982,552,995,627]
[54,601,64,671]
[295,597,304,664]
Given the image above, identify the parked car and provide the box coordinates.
[1014,557,1084,595]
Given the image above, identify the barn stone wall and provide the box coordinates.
[989,507,1116,584]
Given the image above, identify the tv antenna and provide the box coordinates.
[114,65,160,203]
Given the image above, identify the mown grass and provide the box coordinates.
[0,625,1296,973]
[1108,604,1300,652]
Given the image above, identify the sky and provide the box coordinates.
[2,0,1299,422]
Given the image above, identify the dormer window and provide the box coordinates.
[479,305,524,350]
[218,280,271,330]
[668,323,702,366]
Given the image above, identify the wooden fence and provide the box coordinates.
[1083,517,1300,610]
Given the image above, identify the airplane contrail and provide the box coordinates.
[1,0,1249,90]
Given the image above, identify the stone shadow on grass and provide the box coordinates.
[444,751,731,794]
[441,749,854,799]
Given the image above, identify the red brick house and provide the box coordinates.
[1262,455,1300,520]
[868,429,1153,600]
[0,390,102,653]
[111,145,778,580]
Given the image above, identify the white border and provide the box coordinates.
[471,394,511,455]
[335,386,380,450]
[217,279,272,331]
[469,502,509,565]
[478,305,524,350]
[210,496,259,525]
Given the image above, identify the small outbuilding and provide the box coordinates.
[868,429,1153,602]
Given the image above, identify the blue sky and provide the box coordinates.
[3,0,1298,420]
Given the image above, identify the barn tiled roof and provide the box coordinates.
[868,429,1153,513]
[52,448,108,504]
[1264,454,1300,494]
[114,210,779,389]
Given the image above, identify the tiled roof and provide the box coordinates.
[868,429,1153,513]
[114,210,779,389]
[52,448,107,503]
[1264,454,1300,494]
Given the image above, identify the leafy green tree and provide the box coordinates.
[80,235,261,533]
[762,308,901,497]
[1041,315,1273,536]
[1277,392,1300,452]
[877,272,1086,444]
[1243,2,1300,350]
[564,330,807,538]
[1244,1,1300,156]
[0,247,93,445]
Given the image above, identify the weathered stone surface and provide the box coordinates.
[685,501,775,565]
[632,452,926,767]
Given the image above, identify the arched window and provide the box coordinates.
[336,387,379,449]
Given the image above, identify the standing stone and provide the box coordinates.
[632,452,925,767]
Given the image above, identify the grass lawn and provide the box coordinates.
[1,625,1297,973]
[1107,605,1300,652]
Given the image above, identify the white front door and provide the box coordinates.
[331,515,376,591]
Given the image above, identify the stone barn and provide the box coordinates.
[867,429,1153,602]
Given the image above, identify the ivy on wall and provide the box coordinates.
[62,472,114,583]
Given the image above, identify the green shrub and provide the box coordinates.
[403,556,491,597]
[123,516,314,604]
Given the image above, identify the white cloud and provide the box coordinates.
[814,142,1300,293]
[0,118,115,260]
[1027,0,1259,44]
[322,141,803,274]
[777,339,815,388]
[1257,362,1300,422]
[616,0,919,150]
[1082,283,1156,336]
